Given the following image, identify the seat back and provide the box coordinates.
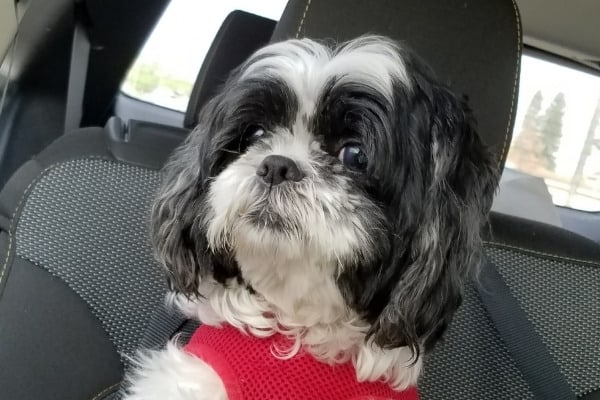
[0,124,186,399]
[422,212,600,398]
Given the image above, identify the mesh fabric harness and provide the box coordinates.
[185,324,419,400]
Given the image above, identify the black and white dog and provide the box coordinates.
[124,36,497,399]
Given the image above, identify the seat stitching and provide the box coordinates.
[0,156,113,290]
[484,240,600,267]
[0,165,56,289]
[497,0,522,169]
[90,382,121,400]
[295,0,312,39]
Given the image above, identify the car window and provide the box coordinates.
[120,0,287,112]
[506,54,600,212]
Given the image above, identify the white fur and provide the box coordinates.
[205,129,376,265]
[241,36,410,115]
[123,342,227,400]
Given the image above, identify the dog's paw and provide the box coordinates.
[122,342,227,400]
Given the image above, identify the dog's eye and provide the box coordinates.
[242,125,265,141]
[240,125,265,150]
[338,144,368,171]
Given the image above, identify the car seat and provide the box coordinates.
[1,1,598,399]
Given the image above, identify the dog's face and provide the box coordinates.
[151,36,497,357]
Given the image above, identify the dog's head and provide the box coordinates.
[151,36,497,357]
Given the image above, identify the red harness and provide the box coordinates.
[184,324,419,400]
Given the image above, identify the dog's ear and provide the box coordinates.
[150,126,208,295]
[369,86,498,358]
[150,91,231,295]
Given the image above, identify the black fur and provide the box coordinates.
[150,37,498,360]
[150,75,299,292]
[337,52,498,358]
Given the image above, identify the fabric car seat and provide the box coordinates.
[0,11,274,400]
[1,1,599,400]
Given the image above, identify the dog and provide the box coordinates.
[123,35,497,400]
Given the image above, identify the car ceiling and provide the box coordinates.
[516,0,600,71]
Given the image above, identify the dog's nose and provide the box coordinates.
[256,155,305,186]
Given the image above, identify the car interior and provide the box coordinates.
[0,0,598,399]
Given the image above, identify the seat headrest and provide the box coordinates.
[184,11,276,129]
[272,0,522,170]
[185,1,522,170]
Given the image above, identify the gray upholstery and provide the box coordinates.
[420,245,600,399]
[491,246,600,396]
[0,127,183,399]
[15,158,165,360]
[420,281,535,399]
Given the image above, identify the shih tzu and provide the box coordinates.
[124,35,497,399]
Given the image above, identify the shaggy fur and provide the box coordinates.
[124,35,497,399]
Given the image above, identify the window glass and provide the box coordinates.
[507,54,600,211]
[120,0,287,112]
